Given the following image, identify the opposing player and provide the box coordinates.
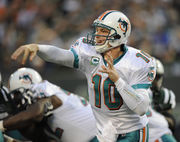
[0,68,96,142]
[147,58,177,142]
[11,10,156,142]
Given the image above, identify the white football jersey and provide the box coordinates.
[147,107,172,142]
[70,37,156,136]
[147,89,172,142]
[31,80,96,142]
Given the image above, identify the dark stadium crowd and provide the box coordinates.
[0,0,180,74]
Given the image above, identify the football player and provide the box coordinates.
[0,68,96,142]
[0,72,28,142]
[11,10,156,142]
[147,58,177,142]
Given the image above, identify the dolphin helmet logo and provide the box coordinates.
[19,73,33,84]
[118,18,129,36]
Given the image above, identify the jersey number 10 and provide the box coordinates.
[92,74,123,110]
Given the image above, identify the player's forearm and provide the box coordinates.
[37,44,74,68]
[115,78,150,116]
[1,103,43,130]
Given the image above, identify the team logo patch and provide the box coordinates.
[19,73,33,84]
[147,67,155,82]
[90,56,100,66]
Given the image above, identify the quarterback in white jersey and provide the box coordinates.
[11,10,156,142]
[70,37,155,134]
[31,80,96,142]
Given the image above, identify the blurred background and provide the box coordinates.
[0,0,180,139]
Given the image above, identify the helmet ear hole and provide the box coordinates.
[113,34,121,39]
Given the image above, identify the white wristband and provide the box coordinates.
[0,121,5,132]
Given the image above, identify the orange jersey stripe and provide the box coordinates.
[143,127,146,142]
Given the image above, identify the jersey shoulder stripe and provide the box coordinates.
[70,37,96,69]
[70,48,79,68]
[132,83,152,89]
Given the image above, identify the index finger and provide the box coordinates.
[104,53,113,68]
[22,48,30,65]
[105,57,114,69]
[11,46,25,60]
[29,51,37,61]
[106,52,113,63]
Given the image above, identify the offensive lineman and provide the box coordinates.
[0,68,96,142]
[11,10,156,142]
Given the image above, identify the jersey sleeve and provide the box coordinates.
[130,58,156,90]
[69,37,87,72]
[38,44,74,68]
[31,81,68,102]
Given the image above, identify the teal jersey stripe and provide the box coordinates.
[70,48,79,68]
[131,84,151,89]
[113,45,128,65]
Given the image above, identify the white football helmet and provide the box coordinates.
[86,10,131,53]
[9,68,42,91]
[156,59,164,75]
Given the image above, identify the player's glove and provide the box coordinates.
[153,87,176,112]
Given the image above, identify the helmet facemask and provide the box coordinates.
[9,87,36,112]
[86,23,121,53]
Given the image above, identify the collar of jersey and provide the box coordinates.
[103,45,128,66]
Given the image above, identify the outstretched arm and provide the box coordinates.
[37,45,74,68]
[0,95,62,131]
[11,44,74,68]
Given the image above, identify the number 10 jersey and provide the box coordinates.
[70,37,156,135]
